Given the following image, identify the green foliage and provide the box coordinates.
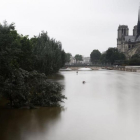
[129,54,140,65]
[32,31,65,75]
[89,47,126,65]
[1,69,66,108]
[90,50,101,63]
[106,48,118,64]
[18,35,33,71]
[131,54,140,59]
[0,21,20,78]
[61,50,66,67]
[0,21,66,108]
[100,52,107,63]
[75,54,83,62]
[1,68,30,108]
[105,48,126,64]
[65,53,72,63]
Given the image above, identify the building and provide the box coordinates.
[66,56,91,65]
[82,57,91,64]
[117,7,140,58]
[69,56,76,65]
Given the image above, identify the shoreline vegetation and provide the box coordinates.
[0,21,66,109]
[90,48,140,66]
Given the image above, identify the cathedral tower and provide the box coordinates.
[117,25,129,52]
[117,5,140,57]
[118,25,129,39]
[133,25,137,36]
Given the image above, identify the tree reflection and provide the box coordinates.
[0,107,64,140]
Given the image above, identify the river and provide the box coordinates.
[0,70,140,140]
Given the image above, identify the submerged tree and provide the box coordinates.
[0,21,66,108]
[2,69,66,108]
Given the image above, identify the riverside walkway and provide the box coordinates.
[63,65,140,72]
[102,66,140,72]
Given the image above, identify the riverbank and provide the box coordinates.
[60,67,99,71]
[102,66,140,72]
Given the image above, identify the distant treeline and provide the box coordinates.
[90,48,140,65]
[0,21,66,108]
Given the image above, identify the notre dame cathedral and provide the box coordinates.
[117,7,140,59]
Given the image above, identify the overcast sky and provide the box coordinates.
[0,0,139,56]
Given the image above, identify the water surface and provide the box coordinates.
[0,70,140,140]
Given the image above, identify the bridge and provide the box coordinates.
[62,65,101,71]
[62,65,140,72]
[67,67,100,71]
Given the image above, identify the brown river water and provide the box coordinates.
[0,70,140,140]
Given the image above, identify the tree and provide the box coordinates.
[65,53,72,63]
[2,68,66,108]
[75,54,83,63]
[0,21,20,78]
[106,48,125,64]
[131,54,140,59]
[32,31,64,75]
[18,35,33,71]
[90,50,101,64]
[129,54,140,65]
[61,50,66,67]
[0,22,67,108]
[100,52,107,64]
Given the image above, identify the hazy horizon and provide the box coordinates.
[0,0,140,56]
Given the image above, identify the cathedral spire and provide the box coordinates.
[137,6,140,37]
[138,4,140,22]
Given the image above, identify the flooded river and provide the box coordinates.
[0,70,140,140]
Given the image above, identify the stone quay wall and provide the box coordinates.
[103,66,140,72]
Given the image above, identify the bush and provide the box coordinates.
[1,68,66,108]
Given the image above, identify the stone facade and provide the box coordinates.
[117,7,140,59]
[83,57,91,64]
